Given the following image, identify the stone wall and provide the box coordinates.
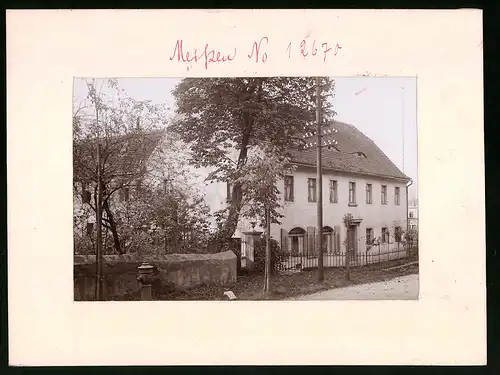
[74,250,237,301]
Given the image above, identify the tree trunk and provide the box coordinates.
[102,200,123,254]
[211,100,255,250]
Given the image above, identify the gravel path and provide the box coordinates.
[295,273,419,300]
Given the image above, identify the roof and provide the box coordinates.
[74,121,409,183]
[73,128,168,183]
[288,121,410,181]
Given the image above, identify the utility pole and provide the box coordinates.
[316,77,324,282]
[401,84,405,173]
[95,140,103,301]
[89,79,104,302]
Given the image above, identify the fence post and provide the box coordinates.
[137,262,154,301]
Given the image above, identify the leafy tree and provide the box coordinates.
[172,77,336,249]
[124,183,212,254]
[237,145,296,224]
[73,79,209,255]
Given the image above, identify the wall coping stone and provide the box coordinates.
[74,250,236,265]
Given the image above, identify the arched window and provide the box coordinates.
[289,227,306,236]
[288,227,306,255]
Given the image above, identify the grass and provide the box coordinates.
[149,256,419,301]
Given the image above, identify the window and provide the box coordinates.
[366,183,372,204]
[124,187,130,202]
[329,180,338,203]
[284,176,294,202]
[381,185,387,205]
[81,181,91,204]
[289,227,306,255]
[394,226,402,242]
[349,182,356,204]
[308,178,317,202]
[366,228,374,247]
[395,187,400,205]
[409,212,414,218]
[411,225,417,230]
[351,151,367,158]
[119,186,130,202]
[381,227,389,243]
[86,222,94,235]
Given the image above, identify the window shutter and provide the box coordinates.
[280,228,288,252]
[334,225,341,254]
[306,227,315,255]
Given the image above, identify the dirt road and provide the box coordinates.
[294,273,419,300]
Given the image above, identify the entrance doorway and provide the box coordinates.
[346,225,357,261]
[322,226,334,254]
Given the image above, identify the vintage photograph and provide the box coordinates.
[73,76,418,301]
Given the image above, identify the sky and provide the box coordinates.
[73,76,418,200]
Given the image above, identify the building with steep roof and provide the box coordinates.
[236,120,412,267]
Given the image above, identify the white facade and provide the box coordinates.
[203,165,409,262]
[272,166,408,255]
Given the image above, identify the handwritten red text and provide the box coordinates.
[169,38,343,68]
[169,40,237,70]
[248,37,269,63]
[286,40,342,62]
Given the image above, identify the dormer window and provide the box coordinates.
[350,151,367,158]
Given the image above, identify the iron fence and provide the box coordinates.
[279,233,418,272]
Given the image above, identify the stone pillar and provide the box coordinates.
[241,231,263,268]
[137,262,154,301]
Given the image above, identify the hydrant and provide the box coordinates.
[137,262,154,301]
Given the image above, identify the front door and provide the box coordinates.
[322,233,329,254]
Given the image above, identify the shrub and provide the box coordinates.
[73,231,95,255]
[252,237,287,274]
